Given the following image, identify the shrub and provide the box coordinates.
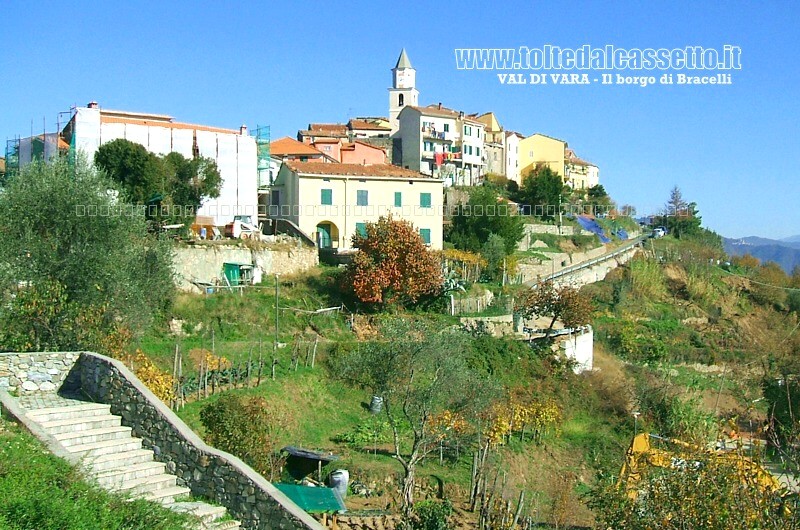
[411,499,453,530]
[200,394,294,480]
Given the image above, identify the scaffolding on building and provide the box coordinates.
[254,125,271,189]
[4,137,20,181]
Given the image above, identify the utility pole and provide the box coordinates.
[558,193,563,235]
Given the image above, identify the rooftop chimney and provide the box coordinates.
[239,124,248,135]
[87,101,99,109]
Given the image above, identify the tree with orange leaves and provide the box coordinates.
[342,215,442,308]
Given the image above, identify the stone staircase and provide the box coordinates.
[21,396,240,530]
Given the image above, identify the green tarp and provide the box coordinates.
[274,483,345,513]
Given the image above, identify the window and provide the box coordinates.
[476,147,481,157]
[465,125,472,136]
[443,123,450,132]
[419,228,431,245]
[320,188,332,205]
[356,190,368,206]
[270,190,280,206]
[300,156,308,162]
[356,223,367,237]
[420,192,432,208]
[399,94,404,107]
[322,145,331,152]
[423,141,434,152]
[394,192,402,207]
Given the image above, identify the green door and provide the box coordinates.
[317,223,332,248]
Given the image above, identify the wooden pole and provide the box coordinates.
[311,336,319,368]
[257,338,263,387]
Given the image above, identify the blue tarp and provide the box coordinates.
[575,215,611,243]
[616,229,629,240]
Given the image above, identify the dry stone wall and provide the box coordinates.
[0,352,79,394]
[67,352,324,530]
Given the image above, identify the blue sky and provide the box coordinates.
[2,1,798,239]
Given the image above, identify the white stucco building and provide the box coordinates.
[17,102,258,226]
[504,131,523,185]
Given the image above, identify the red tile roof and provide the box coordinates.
[309,123,347,134]
[347,119,391,131]
[286,161,433,179]
[271,136,326,156]
[403,105,485,126]
[99,109,240,135]
[566,148,594,167]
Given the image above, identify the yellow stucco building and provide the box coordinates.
[518,133,567,181]
[270,161,443,250]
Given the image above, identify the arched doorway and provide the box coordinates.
[316,221,339,248]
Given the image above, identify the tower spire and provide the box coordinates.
[395,48,412,69]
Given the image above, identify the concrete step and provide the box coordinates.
[144,485,192,506]
[54,426,133,447]
[94,461,167,487]
[114,473,178,495]
[67,437,142,458]
[208,520,241,530]
[38,414,121,435]
[84,448,154,472]
[26,403,111,422]
[172,502,226,523]
[171,501,241,530]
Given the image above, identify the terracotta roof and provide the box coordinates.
[347,119,391,131]
[340,141,387,153]
[404,105,485,126]
[298,129,347,139]
[565,148,594,167]
[34,134,70,150]
[286,161,433,179]
[0,158,5,173]
[100,108,173,122]
[271,136,326,156]
[312,137,341,144]
[308,123,347,134]
[100,115,240,135]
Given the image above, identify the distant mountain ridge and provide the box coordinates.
[723,235,800,273]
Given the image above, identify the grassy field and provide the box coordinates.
[0,415,194,530]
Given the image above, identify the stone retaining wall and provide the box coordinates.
[0,352,79,394]
[173,244,319,292]
[65,352,323,530]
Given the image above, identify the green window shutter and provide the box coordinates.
[419,228,431,245]
[357,190,368,206]
[420,192,431,208]
[394,192,402,207]
[356,223,367,237]
[320,189,332,205]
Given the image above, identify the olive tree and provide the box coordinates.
[0,156,174,352]
[330,318,497,513]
